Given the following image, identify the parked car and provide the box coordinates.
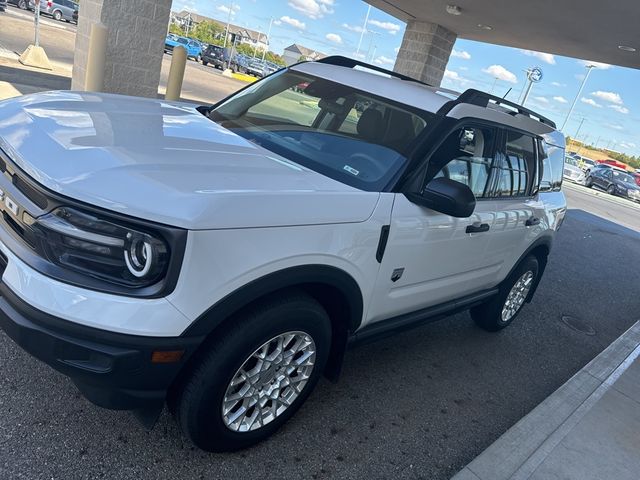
[7,0,29,9]
[246,60,270,77]
[35,0,78,23]
[629,171,640,187]
[201,45,247,73]
[563,156,586,184]
[585,166,640,201]
[0,0,7,11]
[164,35,202,62]
[0,56,567,452]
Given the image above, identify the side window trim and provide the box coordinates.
[489,128,537,200]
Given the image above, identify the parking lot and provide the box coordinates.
[1,6,640,480]
[0,184,637,480]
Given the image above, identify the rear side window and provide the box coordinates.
[491,131,535,197]
[538,140,564,192]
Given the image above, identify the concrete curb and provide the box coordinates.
[452,321,640,480]
[563,181,640,211]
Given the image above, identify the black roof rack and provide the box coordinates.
[437,89,556,128]
[315,55,434,87]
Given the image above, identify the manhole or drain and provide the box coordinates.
[560,315,597,336]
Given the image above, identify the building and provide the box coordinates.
[282,44,326,66]
[170,10,269,52]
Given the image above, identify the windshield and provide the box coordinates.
[210,70,435,191]
[612,170,635,184]
[566,157,579,167]
[178,38,188,45]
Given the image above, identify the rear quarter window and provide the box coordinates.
[538,140,564,192]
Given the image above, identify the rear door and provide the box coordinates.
[484,129,539,283]
[366,124,500,324]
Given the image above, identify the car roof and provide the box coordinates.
[290,61,560,141]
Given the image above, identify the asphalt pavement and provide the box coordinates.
[1,188,639,480]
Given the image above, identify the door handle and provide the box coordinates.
[525,217,541,227]
[466,223,490,234]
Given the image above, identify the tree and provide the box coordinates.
[169,23,185,36]
[191,21,224,45]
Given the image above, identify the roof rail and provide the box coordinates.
[315,55,433,87]
[437,88,557,129]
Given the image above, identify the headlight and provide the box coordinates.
[35,207,170,288]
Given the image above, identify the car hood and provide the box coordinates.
[0,91,379,229]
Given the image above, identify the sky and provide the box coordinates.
[171,0,640,157]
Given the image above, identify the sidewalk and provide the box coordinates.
[452,321,640,480]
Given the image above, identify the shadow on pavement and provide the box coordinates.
[0,63,71,92]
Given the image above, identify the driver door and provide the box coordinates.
[366,124,501,324]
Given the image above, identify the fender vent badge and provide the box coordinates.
[391,268,404,282]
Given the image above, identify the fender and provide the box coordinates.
[181,264,364,338]
[511,234,553,303]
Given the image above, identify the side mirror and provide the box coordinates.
[405,177,476,218]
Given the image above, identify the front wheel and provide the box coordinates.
[471,255,539,332]
[202,59,208,66]
[585,176,594,188]
[173,292,331,452]
[607,184,615,195]
[18,0,27,9]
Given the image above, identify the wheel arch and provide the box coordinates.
[180,265,365,380]
[512,236,553,303]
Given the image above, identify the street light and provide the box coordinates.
[561,64,596,132]
[355,4,372,58]
[223,3,235,48]
[261,18,274,62]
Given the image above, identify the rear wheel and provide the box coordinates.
[202,59,208,66]
[174,292,331,452]
[18,0,27,9]
[53,10,62,21]
[471,256,539,332]
[585,176,594,188]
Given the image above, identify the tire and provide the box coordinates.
[18,0,27,9]
[174,292,331,452]
[585,176,593,188]
[471,255,539,332]
[607,184,615,195]
[202,60,208,66]
[53,10,62,21]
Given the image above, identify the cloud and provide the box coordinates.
[533,96,549,104]
[444,69,462,81]
[553,96,568,104]
[591,91,623,105]
[551,81,566,87]
[216,4,240,16]
[578,60,612,70]
[325,33,342,44]
[368,19,401,34]
[288,0,334,19]
[279,16,306,30]
[606,124,624,131]
[273,20,282,26]
[374,56,394,66]
[451,49,471,60]
[482,65,518,83]
[581,97,602,108]
[521,50,556,65]
[609,104,630,114]
[342,23,364,33]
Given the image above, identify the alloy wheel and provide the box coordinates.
[501,271,534,322]
[222,331,316,432]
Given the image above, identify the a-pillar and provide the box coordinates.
[71,0,172,98]
[394,20,457,87]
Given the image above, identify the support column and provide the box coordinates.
[72,0,172,98]
[394,20,457,87]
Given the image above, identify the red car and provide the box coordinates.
[631,172,640,187]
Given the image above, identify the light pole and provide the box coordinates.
[561,64,595,132]
[223,3,234,48]
[355,5,372,58]
[261,17,274,61]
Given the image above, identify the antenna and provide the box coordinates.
[503,88,512,99]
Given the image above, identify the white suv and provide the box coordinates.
[0,57,566,451]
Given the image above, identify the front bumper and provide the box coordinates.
[0,269,204,410]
